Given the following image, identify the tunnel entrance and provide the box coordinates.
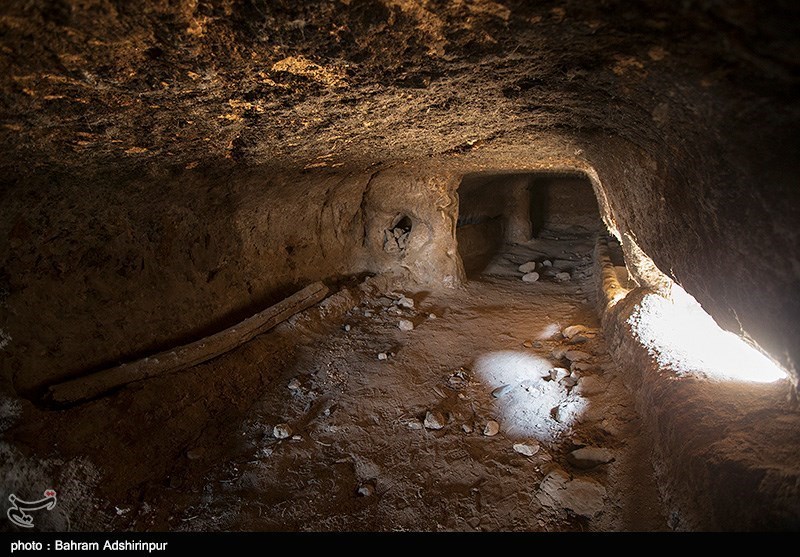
[456,172,603,277]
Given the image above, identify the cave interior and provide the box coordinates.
[1,0,799,532]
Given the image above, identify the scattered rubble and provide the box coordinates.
[273,423,292,439]
[537,467,607,518]
[483,420,500,437]
[424,411,446,430]
[513,443,540,457]
[568,447,615,469]
[357,483,375,497]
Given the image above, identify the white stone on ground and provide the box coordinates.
[398,319,414,331]
[428,313,437,319]
[521,272,540,283]
[562,325,587,339]
[483,420,500,436]
[513,443,540,457]
[272,423,292,439]
[343,324,351,332]
[405,419,423,430]
[397,296,415,309]
[424,410,446,430]
[542,260,552,267]
[555,272,571,281]
[377,352,388,360]
[567,447,614,469]
[462,423,473,434]
[550,367,570,382]
[491,384,513,398]
[519,261,537,273]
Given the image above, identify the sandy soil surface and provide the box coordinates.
[1,231,667,532]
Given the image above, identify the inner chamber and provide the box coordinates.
[456,172,603,277]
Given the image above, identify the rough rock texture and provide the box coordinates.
[1,1,799,394]
[594,239,800,530]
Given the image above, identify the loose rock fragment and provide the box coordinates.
[462,423,473,434]
[483,420,500,436]
[343,324,351,332]
[537,467,607,518]
[287,378,301,391]
[273,423,292,439]
[377,352,388,360]
[424,410,446,430]
[567,447,615,469]
[562,325,588,339]
[447,369,468,389]
[404,418,423,430]
[542,260,552,267]
[491,384,513,398]
[428,313,437,319]
[555,272,571,281]
[513,443,540,457]
[522,272,540,283]
[357,483,375,497]
[398,319,414,331]
[550,367,570,382]
[523,340,533,348]
[397,296,415,309]
[561,375,578,388]
[519,261,538,273]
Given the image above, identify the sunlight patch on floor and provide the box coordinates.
[473,351,587,442]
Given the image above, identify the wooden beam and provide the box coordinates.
[47,282,329,405]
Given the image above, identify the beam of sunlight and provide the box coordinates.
[628,285,787,383]
[473,351,587,442]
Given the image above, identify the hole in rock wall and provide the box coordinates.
[383,214,413,255]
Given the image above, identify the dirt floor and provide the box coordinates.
[1,230,667,532]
